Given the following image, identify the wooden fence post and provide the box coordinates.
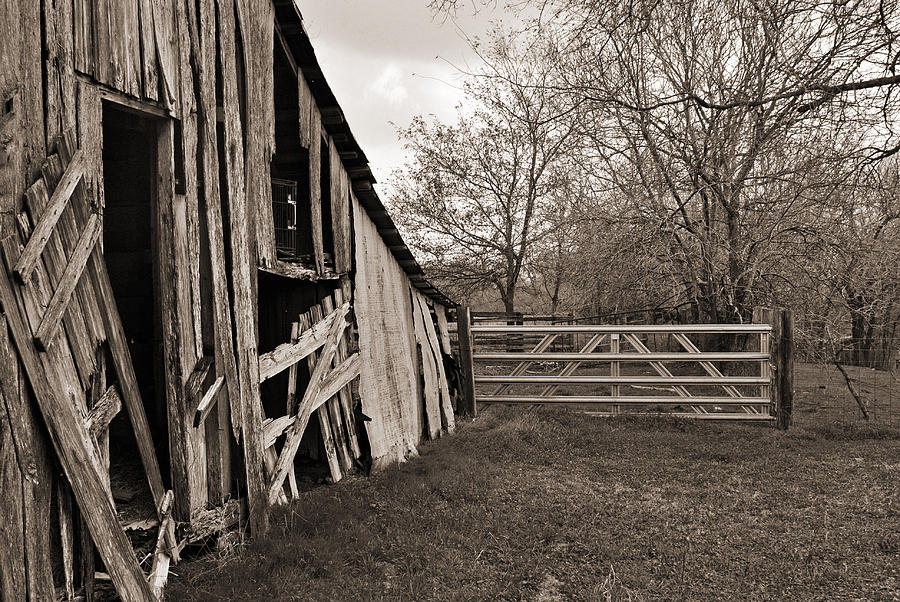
[753,306,793,429]
[455,306,477,417]
[777,310,794,430]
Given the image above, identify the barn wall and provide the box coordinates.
[352,195,424,468]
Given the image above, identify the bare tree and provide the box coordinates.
[390,31,578,313]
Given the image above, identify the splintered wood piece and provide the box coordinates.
[415,294,455,433]
[150,0,177,108]
[317,353,360,406]
[58,482,76,600]
[331,287,360,459]
[178,499,241,550]
[148,490,175,599]
[285,322,300,415]
[308,109,324,274]
[268,303,350,504]
[316,406,342,483]
[14,149,86,283]
[320,296,352,474]
[86,384,122,440]
[184,356,214,403]
[33,212,102,350]
[263,415,296,449]
[258,306,342,382]
[411,291,441,440]
[434,304,453,355]
[263,447,289,505]
[304,306,342,484]
[193,376,225,428]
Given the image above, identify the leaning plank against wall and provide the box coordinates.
[351,195,424,469]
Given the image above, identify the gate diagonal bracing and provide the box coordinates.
[471,323,776,420]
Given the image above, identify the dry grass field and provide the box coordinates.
[168,364,900,601]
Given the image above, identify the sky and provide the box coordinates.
[298,1,508,184]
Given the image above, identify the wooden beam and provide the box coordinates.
[33,212,101,350]
[258,305,342,382]
[86,384,122,440]
[14,149,86,283]
[777,310,794,430]
[455,306,477,416]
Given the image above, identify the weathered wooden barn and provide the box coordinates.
[0,1,465,600]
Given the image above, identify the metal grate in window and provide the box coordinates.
[272,178,298,257]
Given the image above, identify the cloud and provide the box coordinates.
[367,64,410,106]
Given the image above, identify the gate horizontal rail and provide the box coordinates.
[473,352,768,362]
[471,324,771,334]
[476,375,769,385]
[478,396,771,405]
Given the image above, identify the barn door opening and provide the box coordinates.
[101,104,170,478]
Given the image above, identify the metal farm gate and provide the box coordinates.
[468,322,785,422]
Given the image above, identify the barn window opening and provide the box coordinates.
[270,24,313,263]
[320,136,335,270]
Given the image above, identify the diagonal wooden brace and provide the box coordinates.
[33,212,102,350]
[267,303,350,504]
[14,149,86,284]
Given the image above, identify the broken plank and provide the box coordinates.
[14,149,86,284]
[178,499,241,549]
[316,353,360,409]
[285,322,300,415]
[415,293,455,433]
[258,306,341,382]
[33,212,102,350]
[263,415,295,449]
[331,288,361,459]
[184,356,214,403]
[58,481,76,601]
[302,307,342,484]
[148,490,174,599]
[87,384,122,440]
[192,376,225,427]
[319,295,352,474]
[434,304,453,355]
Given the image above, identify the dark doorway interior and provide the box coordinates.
[101,105,168,472]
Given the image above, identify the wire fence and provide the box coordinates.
[794,338,899,425]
